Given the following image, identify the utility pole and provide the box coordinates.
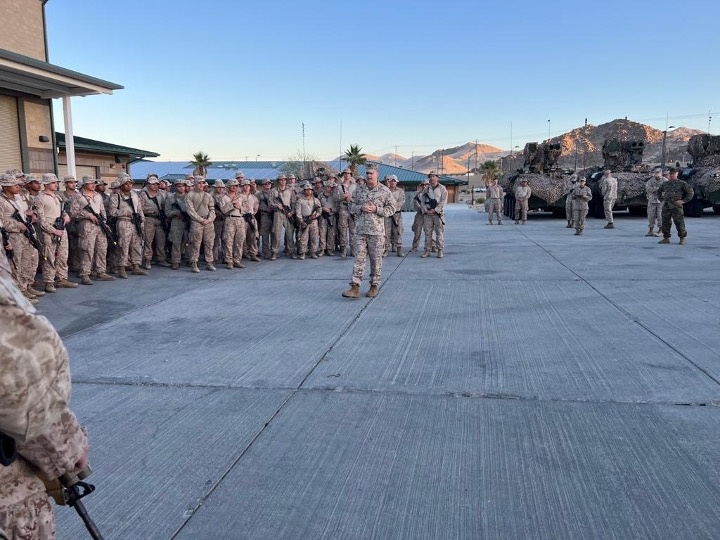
[411,151,415,171]
[547,119,551,140]
[709,110,713,135]
[394,146,398,167]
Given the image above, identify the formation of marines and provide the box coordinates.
[0,168,449,304]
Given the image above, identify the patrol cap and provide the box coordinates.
[667,166,679,173]
[213,179,225,188]
[286,173,296,180]
[427,171,439,178]
[146,176,160,185]
[173,178,189,187]
[110,180,121,189]
[578,176,587,182]
[276,173,286,180]
[226,178,240,187]
[118,175,133,185]
[300,181,312,190]
[365,163,378,172]
[341,168,352,175]
[385,174,398,182]
[261,178,273,185]
[194,175,206,184]
[312,177,322,184]
[240,179,251,186]
[235,171,245,179]
[41,173,58,184]
[420,178,430,185]
[324,180,337,188]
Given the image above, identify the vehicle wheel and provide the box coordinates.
[684,196,705,217]
[628,206,647,217]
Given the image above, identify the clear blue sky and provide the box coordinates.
[46,0,719,161]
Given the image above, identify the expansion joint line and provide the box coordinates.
[171,255,409,537]
[521,230,720,388]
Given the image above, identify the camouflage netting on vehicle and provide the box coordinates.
[499,172,567,205]
[614,172,651,202]
[688,134,720,166]
[690,168,720,194]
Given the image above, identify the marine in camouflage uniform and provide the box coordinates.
[411,179,430,251]
[384,175,405,257]
[513,178,531,224]
[335,169,356,257]
[342,165,396,299]
[422,171,448,258]
[486,178,504,225]
[270,176,297,259]
[0,269,89,540]
[571,177,592,235]
[295,182,321,259]
[139,174,169,269]
[34,174,77,292]
[70,177,114,285]
[256,179,274,259]
[57,177,80,274]
[599,169,618,229]
[185,176,216,272]
[244,178,261,262]
[211,180,227,265]
[657,167,694,245]
[109,176,148,279]
[564,175,577,228]
[0,173,37,299]
[645,168,664,237]
[164,179,190,269]
[318,179,339,257]
[19,174,42,294]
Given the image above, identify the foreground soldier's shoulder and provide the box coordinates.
[0,275,35,313]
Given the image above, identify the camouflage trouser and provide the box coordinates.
[514,199,529,221]
[168,218,188,264]
[245,218,259,257]
[661,205,686,238]
[572,207,588,232]
[384,213,403,250]
[188,221,215,264]
[116,220,143,267]
[647,202,662,229]
[41,231,69,283]
[222,216,246,263]
[603,197,616,223]
[0,460,55,540]
[565,196,573,221]
[337,206,354,249]
[214,219,225,264]
[423,213,444,251]
[77,221,107,276]
[487,199,502,222]
[143,216,167,262]
[319,215,336,253]
[297,219,319,255]
[351,234,384,285]
[411,212,424,249]
[106,241,120,272]
[7,232,33,291]
[259,212,273,258]
[271,212,295,256]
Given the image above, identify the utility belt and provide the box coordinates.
[227,214,243,218]
[145,214,160,219]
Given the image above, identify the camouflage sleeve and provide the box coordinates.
[206,194,216,222]
[0,298,71,443]
[15,409,87,480]
[348,189,363,215]
[682,182,694,204]
[378,191,396,218]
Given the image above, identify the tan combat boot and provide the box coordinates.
[566,220,573,228]
[96,273,115,281]
[396,247,405,257]
[342,283,360,298]
[658,237,671,244]
[81,275,94,285]
[118,267,128,278]
[190,263,200,273]
[141,259,152,270]
[206,263,216,271]
[437,249,444,258]
[226,261,234,269]
[56,278,78,288]
[366,284,379,298]
[132,264,148,276]
[27,286,46,297]
[645,227,654,237]
[421,250,431,258]
[44,282,56,293]
[679,237,687,245]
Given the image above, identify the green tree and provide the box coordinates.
[281,149,318,180]
[479,160,501,186]
[344,144,367,177]
[190,151,212,179]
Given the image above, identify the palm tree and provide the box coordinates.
[479,160,501,187]
[190,151,212,179]
[344,145,367,177]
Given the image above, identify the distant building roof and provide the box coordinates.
[133,160,467,185]
[56,133,158,160]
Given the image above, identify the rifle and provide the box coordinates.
[149,196,170,236]
[45,465,104,540]
[84,204,119,246]
[11,209,44,255]
[0,224,15,268]
[171,202,190,223]
[52,216,66,245]
[0,431,15,466]
[391,211,401,228]
[123,195,144,238]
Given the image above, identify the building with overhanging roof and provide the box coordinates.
[0,0,123,176]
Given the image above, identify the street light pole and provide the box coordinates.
[661,125,676,171]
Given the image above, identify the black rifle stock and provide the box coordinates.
[83,204,118,246]
[11,209,43,255]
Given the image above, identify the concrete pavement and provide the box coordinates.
[44,205,720,539]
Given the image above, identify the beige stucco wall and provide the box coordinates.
[0,0,46,61]
[24,98,53,148]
